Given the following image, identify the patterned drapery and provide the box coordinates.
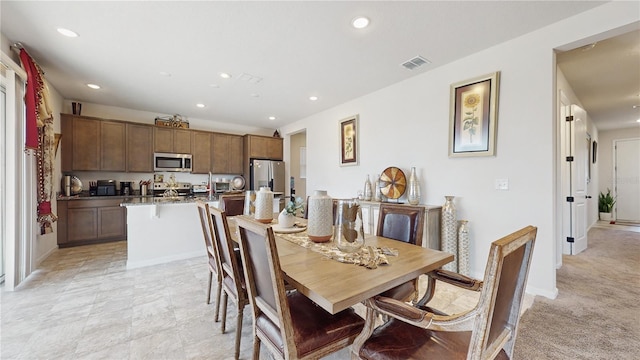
[19,48,57,234]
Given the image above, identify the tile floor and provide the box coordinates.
[1,241,487,360]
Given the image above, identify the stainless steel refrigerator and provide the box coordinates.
[249,159,285,193]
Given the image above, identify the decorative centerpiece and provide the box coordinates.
[254,187,273,223]
[278,197,304,228]
[307,190,333,242]
[334,199,365,253]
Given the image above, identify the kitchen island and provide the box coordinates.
[121,196,219,269]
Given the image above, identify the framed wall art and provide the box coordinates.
[339,115,359,166]
[449,71,500,157]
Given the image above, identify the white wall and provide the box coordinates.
[281,2,639,298]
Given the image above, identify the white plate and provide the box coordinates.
[272,225,306,234]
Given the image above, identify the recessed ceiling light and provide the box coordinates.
[87,83,101,89]
[637,119,640,123]
[633,105,640,109]
[196,103,205,108]
[57,28,78,37]
[159,71,171,77]
[352,17,370,29]
[309,96,319,101]
[268,116,276,120]
[220,72,232,79]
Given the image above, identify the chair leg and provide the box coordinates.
[214,279,222,322]
[221,291,228,334]
[234,306,243,360]
[206,271,213,304]
[252,335,261,360]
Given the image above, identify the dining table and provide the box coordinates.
[228,215,454,315]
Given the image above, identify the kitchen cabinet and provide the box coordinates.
[126,123,154,172]
[61,114,126,172]
[212,133,244,174]
[100,121,126,171]
[360,201,442,250]
[191,131,213,174]
[57,198,127,247]
[154,127,192,153]
[244,135,283,160]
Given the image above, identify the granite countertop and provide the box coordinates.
[120,195,219,206]
[56,192,153,201]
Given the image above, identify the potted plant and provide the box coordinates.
[598,188,616,221]
[278,197,304,228]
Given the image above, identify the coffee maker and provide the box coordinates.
[120,181,132,196]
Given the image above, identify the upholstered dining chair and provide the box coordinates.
[234,216,365,360]
[209,206,250,360]
[375,203,425,302]
[351,225,537,360]
[196,201,222,322]
[219,194,246,216]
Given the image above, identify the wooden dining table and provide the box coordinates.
[228,217,453,315]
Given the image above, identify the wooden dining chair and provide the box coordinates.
[209,206,250,360]
[351,226,537,360]
[219,194,246,216]
[196,201,222,322]
[234,216,365,360]
[375,203,425,302]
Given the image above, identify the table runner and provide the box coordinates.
[277,229,398,269]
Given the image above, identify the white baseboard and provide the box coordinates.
[35,245,59,267]
[526,285,558,300]
[126,250,202,270]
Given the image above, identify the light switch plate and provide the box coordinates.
[495,178,509,190]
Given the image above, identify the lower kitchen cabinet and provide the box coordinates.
[58,198,127,247]
[360,201,441,250]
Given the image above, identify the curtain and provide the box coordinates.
[18,49,57,234]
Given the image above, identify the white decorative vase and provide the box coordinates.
[307,190,333,243]
[334,199,365,253]
[599,212,612,221]
[254,187,273,223]
[441,196,458,272]
[407,167,421,205]
[278,210,296,228]
[364,175,372,201]
[458,220,470,276]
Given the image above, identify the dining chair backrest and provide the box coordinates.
[209,206,244,288]
[235,216,292,355]
[220,194,246,216]
[196,201,223,321]
[472,226,536,357]
[376,203,425,246]
[237,216,367,359]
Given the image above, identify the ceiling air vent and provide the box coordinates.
[401,55,431,70]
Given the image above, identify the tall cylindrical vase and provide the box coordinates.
[363,175,372,201]
[407,167,421,205]
[254,187,273,223]
[307,190,333,243]
[458,220,470,276]
[441,196,457,272]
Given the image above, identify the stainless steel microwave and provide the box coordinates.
[153,152,192,172]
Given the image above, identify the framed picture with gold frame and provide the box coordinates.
[339,115,359,166]
[449,71,500,157]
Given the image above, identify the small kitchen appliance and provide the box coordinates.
[120,181,132,196]
[153,152,192,172]
[96,180,117,196]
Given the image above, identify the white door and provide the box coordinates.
[565,104,589,255]
[614,138,640,223]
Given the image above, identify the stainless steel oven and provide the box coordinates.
[153,152,192,172]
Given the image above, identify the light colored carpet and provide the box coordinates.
[513,226,640,359]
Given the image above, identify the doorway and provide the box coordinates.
[288,131,307,203]
[614,138,640,223]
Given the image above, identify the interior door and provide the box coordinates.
[614,138,640,223]
[567,104,588,254]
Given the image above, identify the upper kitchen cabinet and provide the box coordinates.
[126,123,154,172]
[153,127,192,153]
[61,114,125,172]
[191,131,213,174]
[244,134,282,160]
[212,133,244,174]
